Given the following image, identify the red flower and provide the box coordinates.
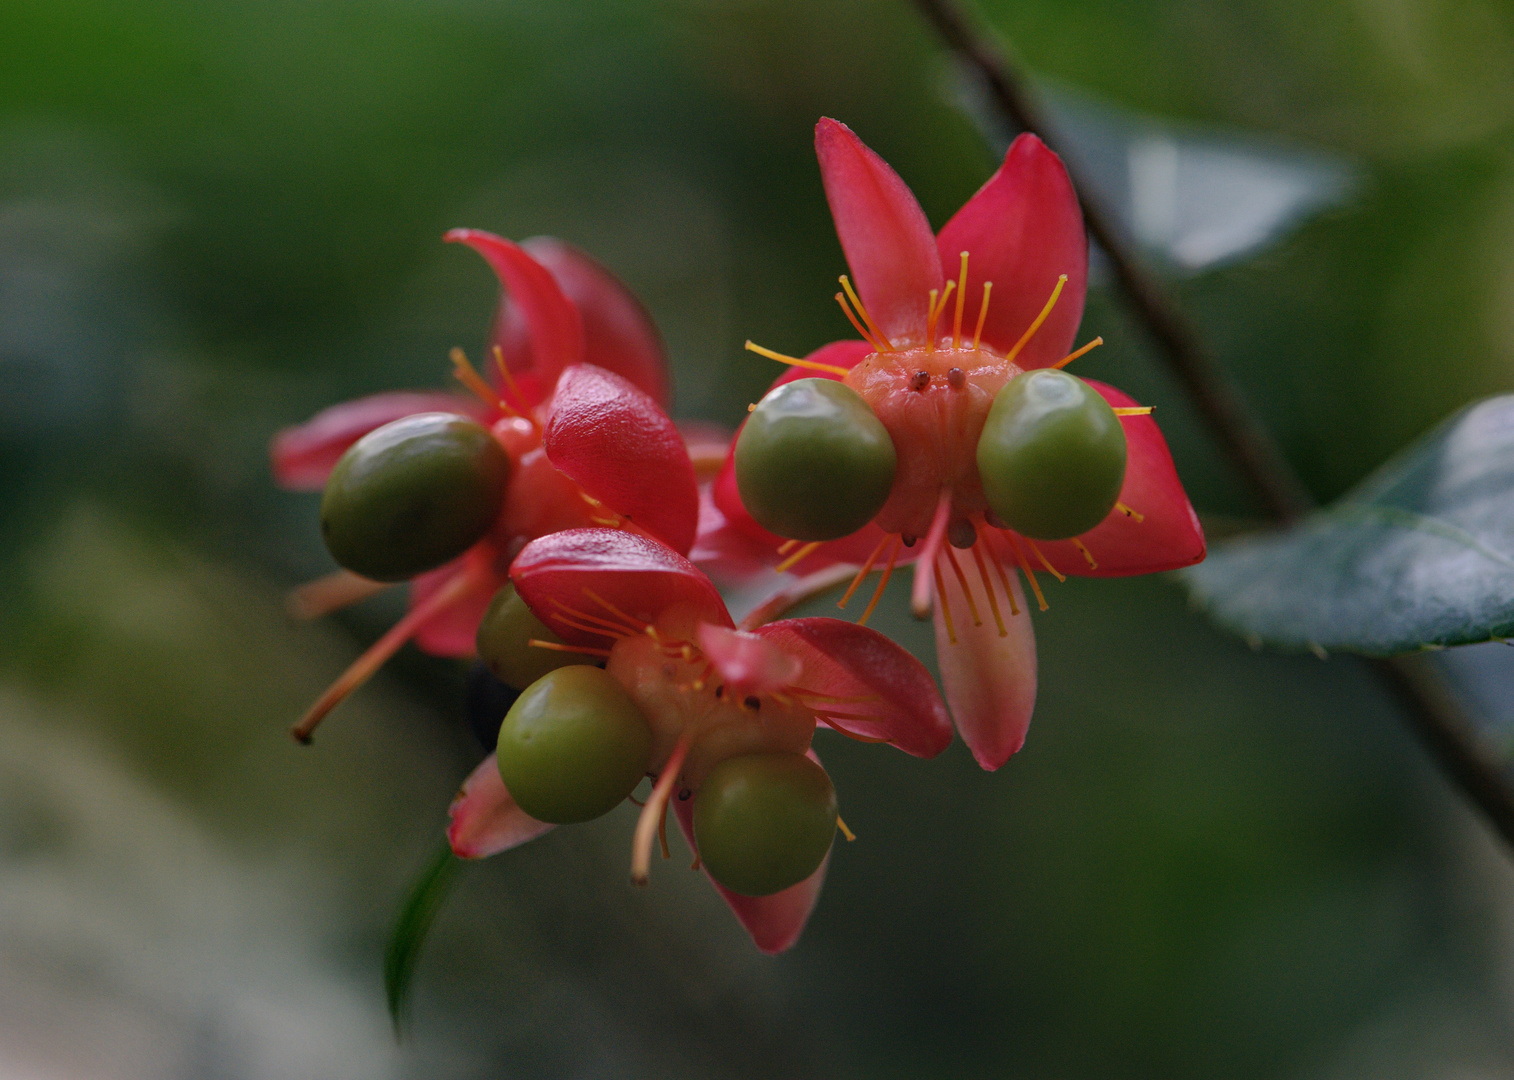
[447,527,952,953]
[271,232,697,740]
[708,120,1205,770]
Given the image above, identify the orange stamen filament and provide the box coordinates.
[1113,406,1153,417]
[1072,537,1099,569]
[836,816,857,842]
[582,588,653,633]
[1006,534,1049,612]
[450,347,508,412]
[550,598,643,637]
[287,570,391,620]
[952,251,968,349]
[776,541,822,574]
[972,282,993,351]
[971,541,1007,636]
[943,546,982,627]
[290,560,483,743]
[632,729,694,885]
[777,539,799,556]
[1004,274,1068,365]
[491,347,537,422]
[548,608,635,642]
[1025,538,1067,583]
[839,275,895,351]
[528,640,613,658]
[839,534,892,610]
[1116,502,1145,522]
[835,292,886,352]
[1051,336,1103,370]
[745,340,852,377]
[926,288,941,352]
[859,535,902,626]
[910,491,954,619]
[933,562,957,644]
[985,535,1021,617]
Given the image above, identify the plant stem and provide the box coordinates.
[908,0,1514,851]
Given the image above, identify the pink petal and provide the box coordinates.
[672,777,828,954]
[753,618,952,758]
[408,556,503,656]
[815,119,943,347]
[510,528,732,645]
[447,755,554,859]
[543,364,699,555]
[445,229,585,410]
[696,623,803,696]
[935,134,1087,368]
[497,238,671,409]
[270,391,488,491]
[932,542,1037,769]
[1032,380,1206,578]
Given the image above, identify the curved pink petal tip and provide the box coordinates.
[816,119,943,346]
[697,623,802,696]
[446,229,584,410]
[931,542,1037,770]
[447,755,554,859]
[936,134,1088,368]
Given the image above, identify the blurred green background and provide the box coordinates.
[5,0,1514,1075]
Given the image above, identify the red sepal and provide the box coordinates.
[510,528,731,646]
[543,364,699,555]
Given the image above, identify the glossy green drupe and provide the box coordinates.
[735,378,895,541]
[976,370,1127,540]
[320,412,511,581]
[496,666,652,824]
[692,752,837,896]
[476,582,581,690]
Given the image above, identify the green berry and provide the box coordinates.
[320,412,511,581]
[735,378,895,541]
[693,753,838,896]
[476,582,581,691]
[976,370,1127,540]
[496,666,652,824]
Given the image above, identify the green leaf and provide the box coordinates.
[1181,396,1514,656]
[384,842,462,1038]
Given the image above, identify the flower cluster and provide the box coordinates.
[273,119,1203,952]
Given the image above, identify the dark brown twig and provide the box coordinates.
[909,0,1514,852]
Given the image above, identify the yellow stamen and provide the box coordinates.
[859,536,901,626]
[450,347,505,410]
[1071,537,1098,570]
[745,340,852,377]
[972,281,993,350]
[491,347,535,419]
[836,816,857,842]
[1003,274,1068,365]
[835,292,886,352]
[933,562,957,644]
[839,533,892,610]
[986,536,1021,617]
[926,288,940,352]
[1025,538,1066,583]
[776,540,822,574]
[1116,501,1145,522]
[943,546,982,627]
[582,588,653,633]
[1051,336,1103,370]
[550,597,643,637]
[547,607,636,642]
[952,251,969,349]
[1113,406,1153,417]
[971,541,1007,636]
[777,538,799,556]
[839,275,894,351]
[527,639,612,658]
[1007,533,1049,612]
